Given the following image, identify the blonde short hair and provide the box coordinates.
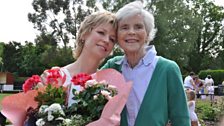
[187,90,196,101]
[116,1,157,44]
[73,11,117,59]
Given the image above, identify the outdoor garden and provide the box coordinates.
[0,0,224,125]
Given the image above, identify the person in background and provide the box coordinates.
[184,72,196,90]
[101,1,190,126]
[186,90,199,126]
[204,75,214,86]
[205,75,215,102]
[193,75,204,98]
[24,11,117,126]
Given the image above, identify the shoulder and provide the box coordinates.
[107,56,124,63]
[101,56,124,70]
[158,57,178,66]
[157,56,180,72]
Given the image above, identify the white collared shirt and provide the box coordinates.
[116,45,159,126]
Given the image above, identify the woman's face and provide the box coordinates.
[117,14,148,54]
[83,23,116,59]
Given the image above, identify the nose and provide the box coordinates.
[128,27,136,35]
[103,35,110,43]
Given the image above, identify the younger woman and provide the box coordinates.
[23,11,117,126]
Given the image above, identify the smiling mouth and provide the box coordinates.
[97,45,107,52]
[125,39,138,43]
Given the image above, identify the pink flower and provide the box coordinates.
[46,69,63,85]
[71,73,92,88]
[22,75,41,92]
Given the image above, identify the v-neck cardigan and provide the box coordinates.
[101,56,190,126]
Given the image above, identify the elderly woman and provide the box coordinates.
[101,1,190,126]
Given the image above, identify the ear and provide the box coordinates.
[81,31,90,42]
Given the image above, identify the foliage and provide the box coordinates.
[196,97,224,125]
[2,42,23,74]
[22,69,118,126]
[196,100,218,121]
[28,0,91,48]
[1,0,224,77]
[18,42,46,76]
[61,114,91,126]
[0,43,4,69]
[150,0,196,73]
[35,103,66,126]
[35,85,67,107]
[146,0,224,74]
[185,0,224,73]
[198,69,224,85]
[67,80,117,122]
[1,41,73,77]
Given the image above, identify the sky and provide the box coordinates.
[0,0,37,44]
[0,0,224,45]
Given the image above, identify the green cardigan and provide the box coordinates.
[101,56,190,126]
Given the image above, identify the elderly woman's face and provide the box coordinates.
[117,14,148,53]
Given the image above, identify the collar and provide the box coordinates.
[115,45,157,66]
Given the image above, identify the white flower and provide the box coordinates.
[75,90,80,95]
[85,79,98,88]
[45,103,65,116]
[101,90,110,97]
[105,95,112,100]
[56,117,65,121]
[63,119,72,125]
[93,95,98,100]
[47,114,54,121]
[36,118,45,126]
[108,85,117,90]
[38,105,48,113]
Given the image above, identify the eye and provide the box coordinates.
[119,25,128,30]
[109,37,116,44]
[97,31,105,35]
[135,24,144,29]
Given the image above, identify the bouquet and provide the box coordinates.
[1,69,132,126]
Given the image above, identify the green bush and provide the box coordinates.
[196,100,218,121]
[13,75,29,90]
[196,97,224,125]
[198,69,224,85]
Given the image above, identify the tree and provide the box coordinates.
[28,0,93,49]
[27,0,224,74]
[2,42,23,75]
[18,42,45,76]
[143,0,198,73]
[0,43,4,71]
[186,0,224,73]
[143,0,224,73]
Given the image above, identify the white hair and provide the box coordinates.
[116,1,157,43]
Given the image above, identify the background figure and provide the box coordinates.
[187,90,199,126]
[102,1,190,126]
[193,75,204,98]
[24,11,117,126]
[184,72,196,90]
[204,75,215,102]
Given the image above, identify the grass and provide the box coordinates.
[0,93,12,110]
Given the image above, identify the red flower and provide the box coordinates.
[23,75,41,92]
[71,73,92,88]
[46,69,63,85]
